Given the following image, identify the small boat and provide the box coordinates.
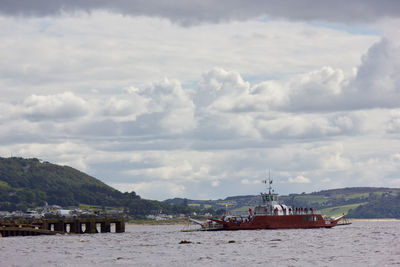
[204,176,345,230]
[184,217,224,231]
[336,216,352,226]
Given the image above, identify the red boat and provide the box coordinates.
[206,178,344,230]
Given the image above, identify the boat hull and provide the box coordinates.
[211,214,343,230]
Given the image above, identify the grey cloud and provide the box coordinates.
[72,119,120,137]
[3,58,394,149]
[349,38,400,109]
[67,79,195,137]
[387,110,400,133]
[200,37,400,114]
[283,38,400,112]
[0,122,54,145]
[1,0,400,24]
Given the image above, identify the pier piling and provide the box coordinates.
[0,216,125,237]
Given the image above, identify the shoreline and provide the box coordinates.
[126,223,193,227]
[349,218,400,222]
[126,218,400,226]
[126,220,194,226]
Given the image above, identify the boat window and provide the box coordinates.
[302,216,318,222]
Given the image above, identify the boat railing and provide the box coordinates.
[203,221,224,230]
[228,208,322,217]
[222,214,256,223]
[292,209,321,215]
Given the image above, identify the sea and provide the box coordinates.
[1,220,399,267]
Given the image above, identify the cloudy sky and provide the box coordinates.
[1,1,400,200]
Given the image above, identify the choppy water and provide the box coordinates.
[1,221,399,266]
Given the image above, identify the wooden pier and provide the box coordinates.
[0,216,125,237]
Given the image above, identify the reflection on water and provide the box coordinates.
[0,221,399,266]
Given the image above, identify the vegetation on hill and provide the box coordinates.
[0,157,202,218]
[167,187,400,218]
[284,188,400,218]
[0,157,122,208]
[346,192,400,218]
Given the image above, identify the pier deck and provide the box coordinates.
[0,216,125,237]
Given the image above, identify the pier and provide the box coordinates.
[0,216,125,237]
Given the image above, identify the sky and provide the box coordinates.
[0,1,400,200]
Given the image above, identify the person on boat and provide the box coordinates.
[274,207,278,215]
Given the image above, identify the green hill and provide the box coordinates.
[0,157,195,217]
[0,157,126,209]
[167,187,400,219]
[285,188,400,218]
[346,192,400,218]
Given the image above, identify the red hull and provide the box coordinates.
[211,214,343,230]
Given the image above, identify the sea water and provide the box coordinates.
[0,220,399,266]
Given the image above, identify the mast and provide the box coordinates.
[268,169,272,194]
[260,169,275,212]
[267,169,273,211]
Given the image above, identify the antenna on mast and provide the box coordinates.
[268,169,272,193]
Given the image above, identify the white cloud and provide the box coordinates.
[194,68,250,112]
[241,179,261,185]
[101,95,149,121]
[0,14,378,102]
[288,175,311,184]
[241,179,250,185]
[193,38,400,115]
[144,78,196,133]
[0,7,399,200]
[321,178,331,183]
[110,182,186,200]
[0,61,397,200]
[317,143,352,170]
[22,92,88,121]
[284,67,346,111]
[349,38,400,109]
[211,180,220,187]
